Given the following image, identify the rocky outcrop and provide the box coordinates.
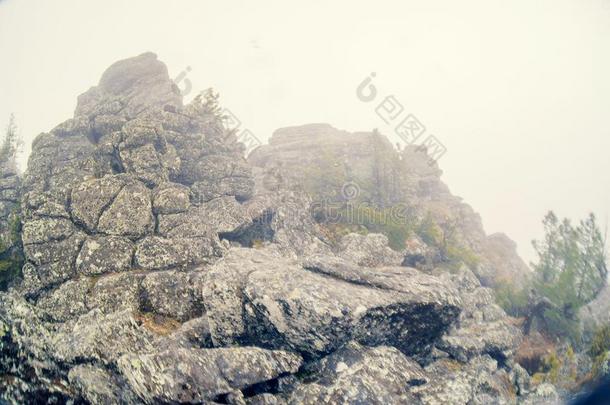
[248,124,531,288]
[0,53,536,404]
[0,159,22,289]
[18,52,256,295]
[198,248,460,359]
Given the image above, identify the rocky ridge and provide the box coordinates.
[249,124,531,288]
[0,53,551,404]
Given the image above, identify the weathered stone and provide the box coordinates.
[200,248,460,358]
[87,272,144,314]
[180,154,251,186]
[158,196,251,238]
[237,185,330,257]
[412,355,515,404]
[51,116,91,138]
[53,309,154,365]
[22,217,75,245]
[337,233,402,267]
[152,182,190,214]
[70,175,128,232]
[68,365,137,404]
[37,278,90,322]
[76,236,135,275]
[23,232,85,287]
[97,180,154,239]
[289,342,426,404]
[191,175,254,203]
[91,114,127,140]
[435,266,523,363]
[134,235,222,270]
[118,347,302,403]
[162,316,212,349]
[140,270,202,321]
[520,383,559,405]
[75,52,182,118]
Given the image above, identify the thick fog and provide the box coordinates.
[1,0,609,262]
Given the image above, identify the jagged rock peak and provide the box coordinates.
[75,52,182,118]
[0,55,546,404]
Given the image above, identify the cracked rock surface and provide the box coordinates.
[0,53,541,404]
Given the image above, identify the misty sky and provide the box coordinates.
[1,0,609,263]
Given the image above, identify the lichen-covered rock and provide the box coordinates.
[158,196,251,238]
[68,364,138,404]
[161,316,212,349]
[86,272,144,313]
[118,119,181,186]
[435,266,522,363]
[0,169,20,256]
[21,217,75,245]
[519,383,559,405]
[337,233,402,267]
[14,51,256,330]
[36,277,91,322]
[97,180,154,239]
[76,235,134,275]
[52,309,154,365]
[117,347,302,403]
[23,231,85,287]
[199,248,460,358]
[152,182,190,214]
[70,175,129,232]
[412,355,516,404]
[140,270,202,321]
[237,178,331,257]
[75,52,182,118]
[135,235,223,269]
[289,342,426,404]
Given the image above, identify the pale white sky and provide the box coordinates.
[1,0,609,262]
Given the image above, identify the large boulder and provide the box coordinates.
[199,248,461,359]
[117,347,302,403]
[288,342,427,404]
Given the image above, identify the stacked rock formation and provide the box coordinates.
[0,53,554,404]
[249,124,531,288]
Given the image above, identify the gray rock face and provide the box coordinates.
[52,309,155,365]
[18,52,254,295]
[76,52,182,118]
[0,54,535,405]
[76,235,134,275]
[199,248,460,359]
[289,342,426,404]
[337,233,403,267]
[248,124,532,288]
[118,347,302,403]
[68,365,138,404]
[435,266,523,363]
[140,270,202,321]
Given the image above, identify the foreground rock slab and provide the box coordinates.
[200,248,461,359]
[118,347,302,403]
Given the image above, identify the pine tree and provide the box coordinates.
[527,211,608,341]
[0,114,21,170]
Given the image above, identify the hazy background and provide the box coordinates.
[1,0,609,263]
